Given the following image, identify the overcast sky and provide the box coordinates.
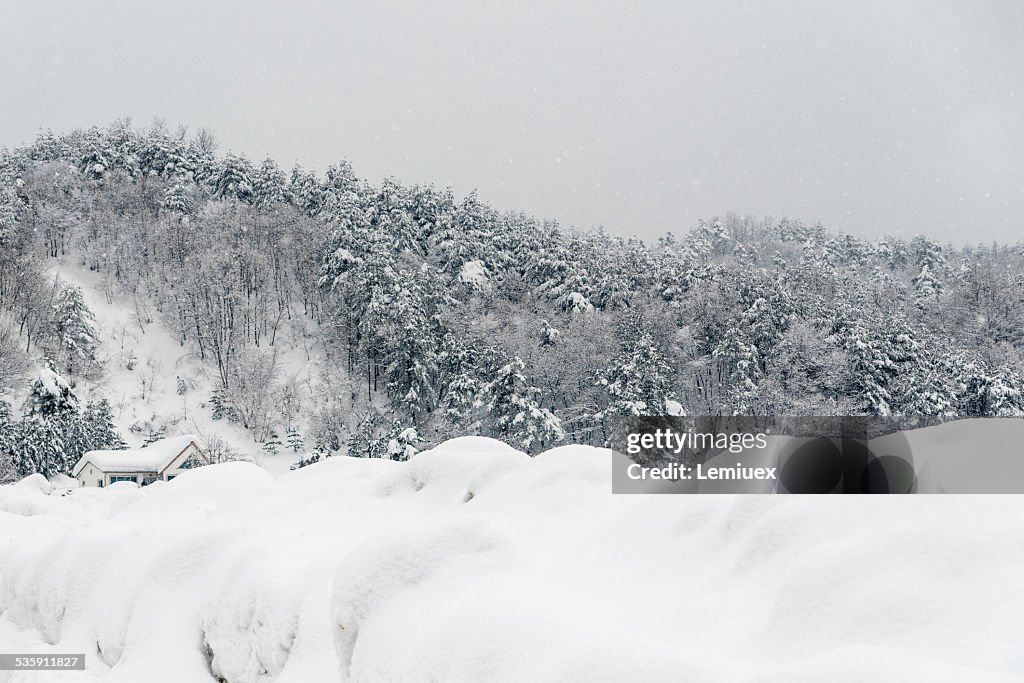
[1,1,1021,243]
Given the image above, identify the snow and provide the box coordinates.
[563,291,594,313]
[458,259,489,288]
[71,435,199,476]
[2,426,1024,681]
[35,367,73,401]
[664,397,686,416]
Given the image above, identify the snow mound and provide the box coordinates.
[0,426,1023,681]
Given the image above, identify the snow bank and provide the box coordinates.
[1,428,1024,681]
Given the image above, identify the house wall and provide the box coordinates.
[76,466,147,488]
[78,464,104,488]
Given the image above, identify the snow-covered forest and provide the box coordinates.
[1,120,1023,480]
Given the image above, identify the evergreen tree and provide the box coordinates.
[285,425,305,453]
[213,154,254,201]
[23,366,78,418]
[142,425,167,446]
[49,283,98,374]
[252,157,288,209]
[210,386,237,422]
[386,423,422,461]
[596,316,677,418]
[263,431,283,456]
[712,327,761,416]
[912,264,942,311]
[481,357,564,453]
[0,401,15,482]
[0,449,16,484]
[82,399,127,450]
[162,184,194,216]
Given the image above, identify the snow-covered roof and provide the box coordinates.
[73,435,200,476]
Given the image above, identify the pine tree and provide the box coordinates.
[596,316,677,418]
[0,449,16,484]
[345,411,394,458]
[49,283,98,374]
[712,327,761,416]
[252,157,287,209]
[912,264,942,311]
[436,337,495,434]
[209,386,237,422]
[0,401,15,482]
[263,431,283,456]
[285,425,305,453]
[142,425,166,446]
[482,357,564,453]
[386,423,422,461]
[12,418,48,477]
[81,399,127,451]
[162,184,194,216]
[78,146,109,180]
[213,154,254,201]
[23,366,78,418]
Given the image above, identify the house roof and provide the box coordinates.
[73,435,200,477]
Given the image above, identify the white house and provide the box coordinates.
[73,435,207,488]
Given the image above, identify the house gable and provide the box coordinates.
[159,442,207,478]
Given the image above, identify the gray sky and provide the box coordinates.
[1,1,1021,244]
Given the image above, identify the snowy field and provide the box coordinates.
[2,430,1024,682]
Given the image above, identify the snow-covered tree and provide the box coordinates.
[596,316,677,418]
[162,184,194,216]
[386,425,422,461]
[9,391,125,478]
[81,399,127,451]
[263,431,283,456]
[912,264,943,311]
[142,425,167,446]
[285,425,305,453]
[712,327,761,416]
[0,401,16,482]
[481,357,564,453]
[23,366,78,418]
[213,154,254,201]
[252,157,288,209]
[49,283,98,375]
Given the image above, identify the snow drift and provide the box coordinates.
[2,431,1024,682]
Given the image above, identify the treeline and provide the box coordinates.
[1,120,1023,471]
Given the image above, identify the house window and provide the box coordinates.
[166,474,177,481]
[109,475,137,484]
[97,480,103,487]
[179,456,196,470]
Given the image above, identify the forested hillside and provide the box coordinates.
[1,120,1022,478]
